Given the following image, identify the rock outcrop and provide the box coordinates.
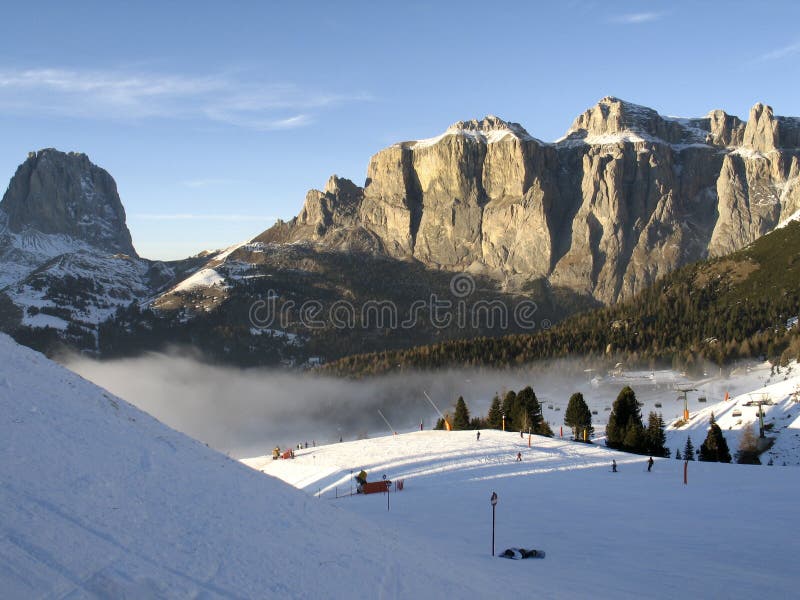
[0,149,136,256]
[257,98,800,303]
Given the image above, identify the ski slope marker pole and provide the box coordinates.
[490,491,498,556]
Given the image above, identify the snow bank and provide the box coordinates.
[0,334,495,598]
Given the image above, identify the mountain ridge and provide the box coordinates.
[250,96,800,305]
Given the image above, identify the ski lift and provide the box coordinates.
[698,396,707,403]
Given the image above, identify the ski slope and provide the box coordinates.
[245,428,800,599]
[0,333,503,598]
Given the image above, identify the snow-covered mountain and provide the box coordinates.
[0,332,499,598]
[0,149,204,349]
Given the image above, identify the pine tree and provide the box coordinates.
[645,412,668,457]
[606,386,646,452]
[501,391,517,430]
[699,421,732,463]
[453,396,470,430]
[517,386,546,435]
[675,448,682,460]
[565,392,593,441]
[683,436,695,461]
[487,395,503,429]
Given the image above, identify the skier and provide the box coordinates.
[647,456,654,472]
[612,459,617,472]
[476,431,481,441]
[516,452,522,462]
[355,469,368,493]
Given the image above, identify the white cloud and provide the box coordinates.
[0,67,370,131]
[609,12,664,25]
[754,40,800,62]
[133,213,277,222]
[180,178,236,189]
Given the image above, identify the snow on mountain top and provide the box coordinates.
[0,333,498,598]
[407,115,538,148]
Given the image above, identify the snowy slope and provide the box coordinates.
[0,333,500,598]
[245,429,800,599]
[0,213,156,330]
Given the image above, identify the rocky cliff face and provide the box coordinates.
[257,98,800,303]
[0,149,136,256]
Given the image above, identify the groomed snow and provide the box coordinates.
[0,333,503,598]
[246,426,800,599]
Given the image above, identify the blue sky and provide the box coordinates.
[0,0,798,260]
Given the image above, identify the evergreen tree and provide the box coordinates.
[606,386,646,453]
[501,391,517,430]
[565,392,593,441]
[517,386,546,435]
[453,396,470,430]
[699,422,732,463]
[645,412,668,457]
[487,395,503,429]
[675,448,682,460]
[683,436,695,461]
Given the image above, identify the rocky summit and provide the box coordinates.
[256,98,800,303]
[1,149,136,256]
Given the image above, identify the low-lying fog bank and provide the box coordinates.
[64,351,732,457]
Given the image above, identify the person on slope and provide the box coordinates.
[476,431,481,441]
[355,470,368,493]
[516,452,522,462]
[612,459,617,473]
[647,456,654,472]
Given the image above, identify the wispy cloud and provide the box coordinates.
[753,40,800,62]
[0,67,371,131]
[180,178,237,189]
[609,12,665,25]
[133,213,277,222]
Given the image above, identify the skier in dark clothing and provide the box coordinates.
[516,452,522,462]
[476,431,481,441]
[647,456,654,472]
[612,459,617,472]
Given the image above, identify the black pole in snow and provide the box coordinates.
[490,491,498,556]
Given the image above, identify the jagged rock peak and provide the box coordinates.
[0,148,136,256]
[406,115,536,148]
[323,175,362,198]
[446,115,532,137]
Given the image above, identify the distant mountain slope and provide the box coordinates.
[247,98,800,304]
[0,332,500,598]
[324,221,800,376]
[0,149,206,352]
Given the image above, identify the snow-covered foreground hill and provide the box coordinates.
[245,428,800,599]
[0,333,502,598]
